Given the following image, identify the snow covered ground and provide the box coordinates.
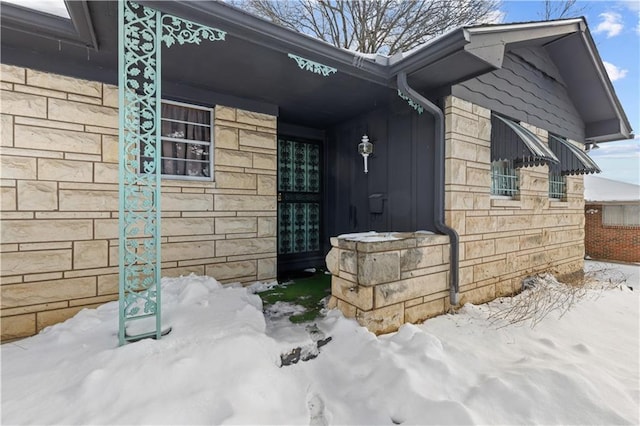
[2,262,638,425]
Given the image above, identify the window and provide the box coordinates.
[603,205,640,227]
[548,173,566,199]
[142,100,214,180]
[491,160,519,197]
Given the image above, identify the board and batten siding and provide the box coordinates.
[0,64,277,341]
[452,46,585,142]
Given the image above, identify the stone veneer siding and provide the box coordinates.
[329,95,586,335]
[584,203,640,263]
[444,95,585,306]
[0,64,277,340]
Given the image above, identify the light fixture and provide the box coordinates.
[358,134,374,174]
[585,142,600,152]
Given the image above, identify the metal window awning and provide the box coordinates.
[491,114,559,167]
[548,134,601,175]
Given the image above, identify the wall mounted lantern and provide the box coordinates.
[358,134,374,174]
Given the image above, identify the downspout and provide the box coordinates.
[397,72,460,306]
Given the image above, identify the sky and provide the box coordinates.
[5,0,640,184]
[500,0,640,185]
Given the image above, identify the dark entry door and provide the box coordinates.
[277,137,323,272]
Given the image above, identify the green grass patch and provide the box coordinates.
[258,272,332,323]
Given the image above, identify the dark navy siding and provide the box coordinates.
[452,46,584,141]
[325,96,436,241]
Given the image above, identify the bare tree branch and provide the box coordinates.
[236,0,501,55]
[540,0,587,20]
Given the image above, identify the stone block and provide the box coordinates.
[340,250,357,275]
[257,217,276,237]
[445,158,466,185]
[59,189,118,211]
[257,175,276,195]
[1,314,36,341]
[465,239,495,260]
[1,114,13,147]
[374,272,448,307]
[239,129,276,150]
[331,276,373,311]
[215,171,256,189]
[459,284,495,306]
[257,257,276,280]
[214,194,276,211]
[215,148,253,168]
[162,217,214,236]
[216,237,276,257]
[1,156,36,180]
[17,180,57,210]
[27,69,101,97]
[162,192,213,211]
[448,191,474,210]
[236,110,276,129]
[0,90,46,118]
[48,98,117,128]
[102,84,118,107]
[94,219,118,239]
[1,276,94,308]
[252,153,276,170]
[94,162,118,183]
[97,274,118,295]
[215,126,238,150]
[215,217,257,234]
[357,251,400,286]
[1,249,72,275]
[400,246,444,271]
[450,140,477,161]
[325,247,339,275]
[162,240,216,262]
[451,114,479,138]
[102,135,119,163]
[215,105,236,122]
[336,299,357,319]
[405,299,445,324]
[467,166,491,188]
[356,303,404,335]
[74,240,108,269]
[1,64,25,84]
[206,260,257,281]
[36,306,89,332]
[473,259,506,282]
[39,158,93,182]
[2,187,16,210]
[1,219,92,243]
[494,236,519,254]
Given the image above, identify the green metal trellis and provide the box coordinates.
[118,0,225,345]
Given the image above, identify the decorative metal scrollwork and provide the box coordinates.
[118,0,224,345]
[397,90,424,115]
[288,54,337,77]
[161,15,226,47]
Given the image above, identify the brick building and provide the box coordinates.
[584,176,640,263]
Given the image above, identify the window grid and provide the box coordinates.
[491,161,519,197]
[139,99,214,181]
[603,205,640,227]
[548,174,566,199]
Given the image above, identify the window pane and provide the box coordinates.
[603,205,624,225]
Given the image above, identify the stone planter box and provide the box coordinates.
[326,231,451,334]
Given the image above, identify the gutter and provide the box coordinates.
[397,72,460,306]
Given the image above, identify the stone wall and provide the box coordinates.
[326,232,450,335]
[585,203,640,262]
[0,64,277,340]
[444,95,585,306]
[328,96,586,335]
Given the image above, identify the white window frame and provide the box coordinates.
[150,99,214,181]
[548,173,566,200]
[491,160,519,198]
[603,205,640,227]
